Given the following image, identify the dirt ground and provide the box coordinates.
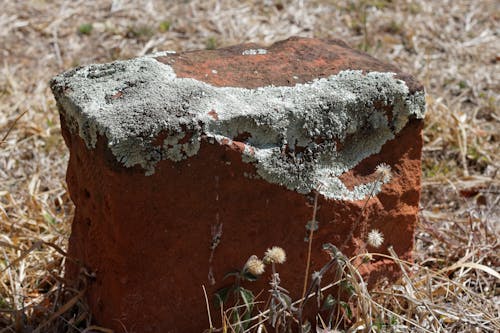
[0,0,498,332]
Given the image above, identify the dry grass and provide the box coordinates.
[0,0,498,332]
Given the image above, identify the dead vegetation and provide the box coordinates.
[0,0,498,332]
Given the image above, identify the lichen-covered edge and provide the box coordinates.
[50,56,426,201]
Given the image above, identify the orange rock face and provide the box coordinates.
[52,37,426,332]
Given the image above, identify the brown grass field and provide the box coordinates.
[0,0,498,332]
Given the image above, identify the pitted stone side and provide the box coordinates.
[51,56,425,200]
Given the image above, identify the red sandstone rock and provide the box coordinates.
[51,37,426,333]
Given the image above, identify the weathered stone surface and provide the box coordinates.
[51,37,426,333]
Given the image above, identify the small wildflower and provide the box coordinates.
[362,252,373,263]
[264,246,287,264]
[244,255,265,275]
[375,163,392,182]
[367,229,384,248]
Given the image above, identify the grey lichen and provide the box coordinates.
[145,50,177,57]
[50,56,426,200]
[242,48,267,55]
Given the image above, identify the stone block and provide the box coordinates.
[51,37,426,333]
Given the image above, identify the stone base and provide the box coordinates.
[62,119,422,333]
[52,37,426,332]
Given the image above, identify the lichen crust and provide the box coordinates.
[242,49,268,55]
[50,56,426,200]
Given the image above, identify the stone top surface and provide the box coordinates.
[157,37,422,92]
[51,37,426,200]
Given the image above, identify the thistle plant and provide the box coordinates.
[298,243,348,332]
[214,255,263,332]
[263,247,293,329]
[342,163,393,253]
[301,191,320,303]
[216,247,289,332]
[297,164,392,331]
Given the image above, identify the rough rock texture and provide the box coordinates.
[51,37,426,333]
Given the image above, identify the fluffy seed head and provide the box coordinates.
[375,163,392,182]
[244,255,265,275]
[264,246,286,264]
[367,229,384,248]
